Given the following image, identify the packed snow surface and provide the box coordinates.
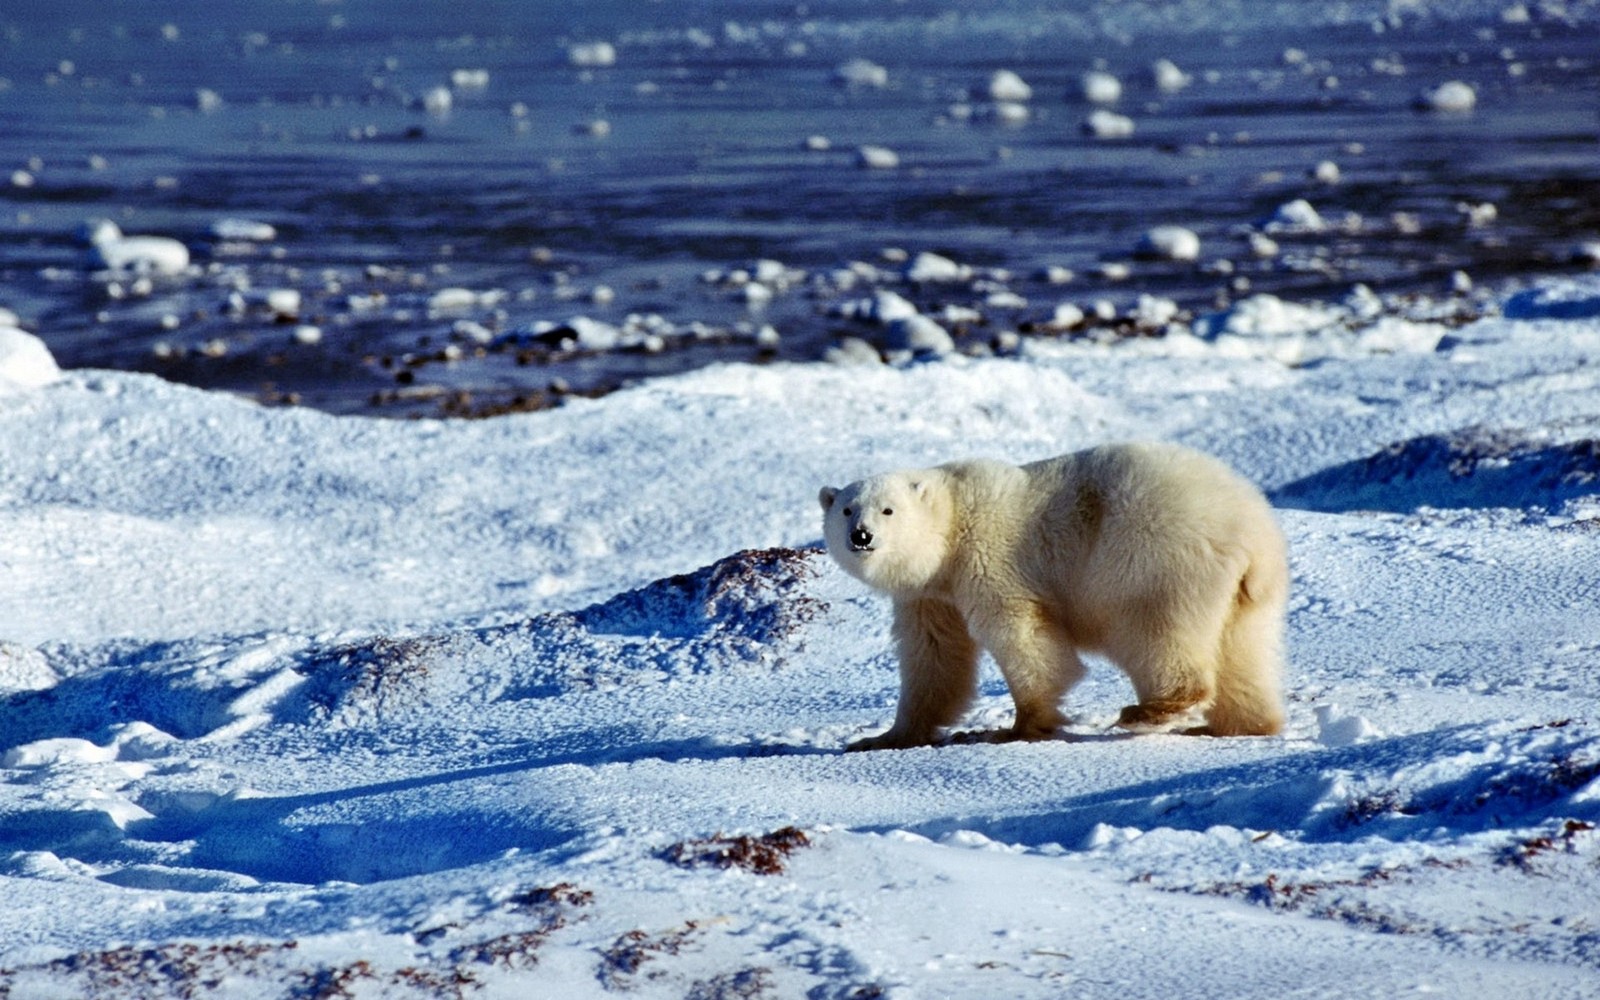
[2,276,1600,997]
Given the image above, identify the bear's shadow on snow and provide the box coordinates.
[1272,429,1600,514]
[877,721,1600,850]
[120,732,831,886]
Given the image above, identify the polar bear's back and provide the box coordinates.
[1009,443,1286,628]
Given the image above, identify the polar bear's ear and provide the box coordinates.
[818,486,838,511]
[911,480,928,501]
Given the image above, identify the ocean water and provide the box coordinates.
[2,0,1597,415]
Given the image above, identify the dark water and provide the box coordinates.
[2,1,1597,416]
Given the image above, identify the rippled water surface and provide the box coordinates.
[3,1,1597,414]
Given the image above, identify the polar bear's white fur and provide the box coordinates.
[819,443,1287,750]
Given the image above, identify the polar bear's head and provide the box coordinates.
[818,470,950,593]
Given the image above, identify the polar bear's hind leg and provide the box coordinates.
[1197,561,1287,736]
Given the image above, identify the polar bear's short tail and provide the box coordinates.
[1204,555,1288,736]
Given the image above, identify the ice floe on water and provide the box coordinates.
[78,220,191,277]
[1419,79,1479,111]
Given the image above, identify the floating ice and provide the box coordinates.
[225,288,300,319]
[985,290,1027,309]
[1081,70,1122,104]
[1248,232,1281,258]
[1419,80,1476,112]
[80,220,191,276]
[210,218,277,242]
[856,145,899,169]
[9,169,34,189]
[450,68,489,90]
[1135,225,1201,262]
[568,41,617,68]
[194,88,224,113]
[904,251,970,283]
[988,69,1032,102]
[803,135,832,152]
[834,58,888,88]
[987,101,1030,125]
[1262,198,1326,233]
[1151,58,1191,93]
[420,86,452,115]
[741,282,773,308]
[0,326,60,391]
[1311,160,1341,185]
[1083,109,1134,139]
[427,288,481,313]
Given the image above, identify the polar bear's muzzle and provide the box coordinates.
[848,527,875,552]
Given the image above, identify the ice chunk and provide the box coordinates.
[1262,199,1326,233]
[1081,70,1122,104]
[884,314,954,355]
[988,69,1032,102]
[81,220,191,276]
[834,58,888,88]
[1083,109,1134,139]
[210,218,277,241]
[568,41,617,68]
[824,337,881,365]
[1194,294,1342,339]
[856,145,899,169]
[904,252,970,283]
[1135,225,1201,262]
[1151,59,1190,93]
[421,86,452,115]
[1419,80,1476,112]
[0,326,60,390]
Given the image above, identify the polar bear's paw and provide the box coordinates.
[1117,700,1205,732]
[845,728,931,752]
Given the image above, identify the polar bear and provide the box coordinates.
[818,443,1287,750]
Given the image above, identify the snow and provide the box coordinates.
[2,276,1600,996]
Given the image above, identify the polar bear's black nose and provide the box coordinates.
[849,527,874,550]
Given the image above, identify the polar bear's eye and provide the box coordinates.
[882,508,894,516]
[842,507,853,517]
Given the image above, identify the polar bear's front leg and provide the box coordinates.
[847,597,978,751]
[969,601,1080,741]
